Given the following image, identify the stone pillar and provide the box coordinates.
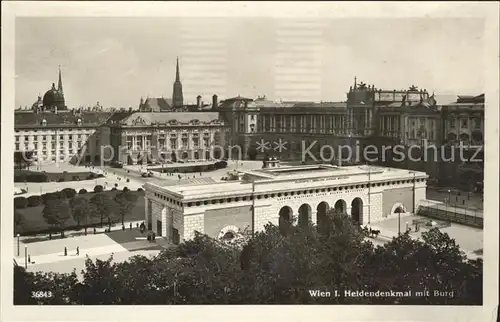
[161,207,167,237]
[310,211,317,226]
[144,197,149,228]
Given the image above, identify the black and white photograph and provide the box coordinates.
[1,2,499,322]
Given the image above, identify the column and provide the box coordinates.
[310,211,317,226]
[144,197,149,228]
[161,207,167,237]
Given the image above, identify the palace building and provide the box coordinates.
[142,162,428,243]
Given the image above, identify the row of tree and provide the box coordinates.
[14,210,482,305]
[39,188,138,238]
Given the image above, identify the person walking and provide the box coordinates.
[64,247,67,256]
[28,255,31,263]
[76,246,79,256]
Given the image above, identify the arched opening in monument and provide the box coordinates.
[298,203,312,228]
[447,132,457,143]
[391,203,407,216]
[278,206,293,235]
[316,201,330,233]
[170,151,177,163]
[334,199,347,214]
[459,133,470,142]
[222,231,235,240]
[351,198,363,225]
[181,151,189,160]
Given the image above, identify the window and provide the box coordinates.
[42,135,46,141]
[461,119,468,128]
[448,118,455,128]
[15,136,19,142]
[60,135,64,140]
[15,143,19,150]
[42,143,47,150]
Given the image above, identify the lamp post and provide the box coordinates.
[24,246,27,269]
[17,234,20,256]
[448,189,451,205]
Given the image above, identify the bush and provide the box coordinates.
[57,190,68,199]
[137,188,143,192]
[42,192,61,204]
[94,185,104,193]
[62,188,77,199]
[111,187,117,191]
[72,175,79,181]
[57,178,65,182]
[123,187,129,192]
[27,195,43,207]
[14,197,28,209]
[78,189,88,194]
[14,171,48,183]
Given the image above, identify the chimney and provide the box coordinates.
[212,94,218,110]
[197,95,202,109]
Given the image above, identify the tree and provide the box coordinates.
[14,151,34,169]
[14,210,24,234]
[113,191,138,226]
[94,185,104,193]
[14,197,28,209]
[70,196,93,234]
[62,188,77,199]
[89,193,116,228]
[27,195,43,207]
[42,199,71,238]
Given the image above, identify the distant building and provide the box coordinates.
[101,111,229,165]
[33,66,66,112]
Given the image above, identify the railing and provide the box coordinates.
[417,199,483,228]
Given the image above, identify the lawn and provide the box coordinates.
[15,190,145,236]
[14,169,102,183]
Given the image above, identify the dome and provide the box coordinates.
[42,83,65,108]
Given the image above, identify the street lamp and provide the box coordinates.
[448,189,451,205]
[24,245,27,269]
[17,234,20,256]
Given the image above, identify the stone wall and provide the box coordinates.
[183,214,204,240]
[204,205,252,238]
[382,186,413,218]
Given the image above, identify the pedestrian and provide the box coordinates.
[136,222,139,228]
[28,255,31,263]
[93,227,96,234]
[76,247,79,256]
[130,222,132,230]
[64,247,67,256]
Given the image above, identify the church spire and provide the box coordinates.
[58,65,63,94]
[172,57,184,108]
[175,56,180,82]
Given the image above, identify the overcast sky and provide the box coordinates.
[15,17,485,109]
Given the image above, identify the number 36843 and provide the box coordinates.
[31,291,53,299]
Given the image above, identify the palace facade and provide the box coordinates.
[143,162,428,242]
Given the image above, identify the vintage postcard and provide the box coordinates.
[1,1,499,322]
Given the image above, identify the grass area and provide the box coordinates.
[14,169,101,183]
[15,190,145,236]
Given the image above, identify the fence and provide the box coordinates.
[417,199,483,228]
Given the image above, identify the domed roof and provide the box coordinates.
[42,83,64,107]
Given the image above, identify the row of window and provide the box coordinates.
[256,115,347,134]
[152,178,426,208]
[448,118,482,129]
[15,135,86,142]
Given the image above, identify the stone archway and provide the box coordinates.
[391,203,407,216]
[351,198,363,225]
[316,201,329,228]
[218,225,239,240]
[334,199,347,214]
[298,203,312,227]
[278,206,293,234]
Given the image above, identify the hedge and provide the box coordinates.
[14,197,28,209]
[27,195,43,207]
[62,188,77,199]
[79,189,88,194]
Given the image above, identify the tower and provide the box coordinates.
[58,65,64,95]
[172,57,184,108]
